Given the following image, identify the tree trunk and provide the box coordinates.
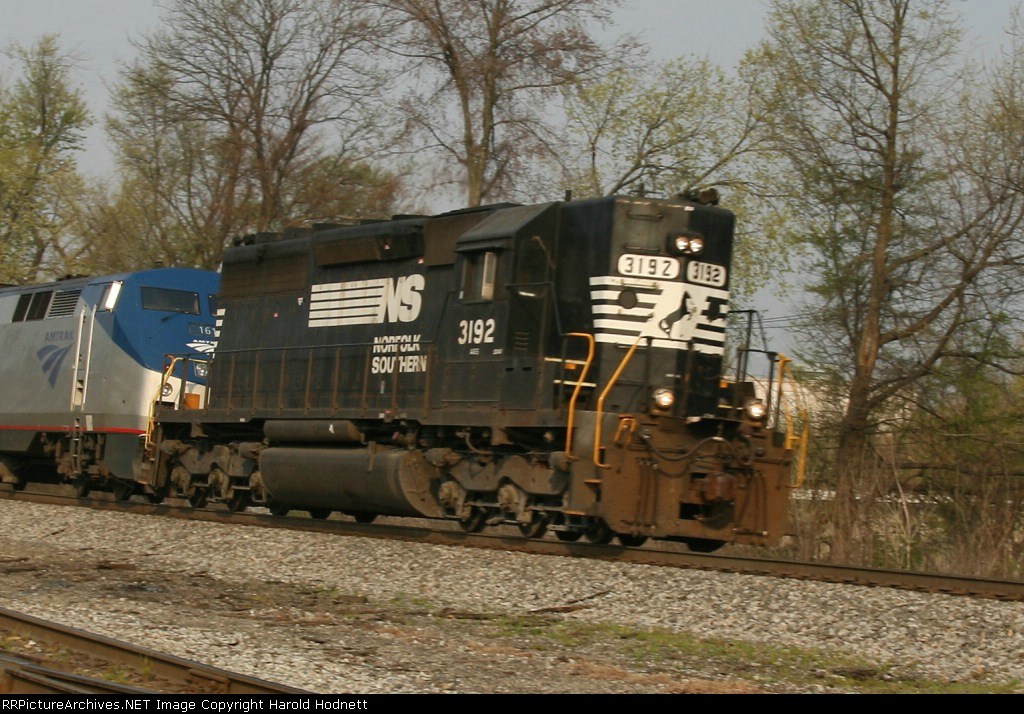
[832,390,872,563]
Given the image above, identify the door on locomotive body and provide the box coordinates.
[439,203,560,413]
[441,244,507,407]
[502,209,563,409]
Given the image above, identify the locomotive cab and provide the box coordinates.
[439,202,560,412]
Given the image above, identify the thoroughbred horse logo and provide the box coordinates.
[658,290,697,337]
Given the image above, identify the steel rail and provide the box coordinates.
[4,486,1024,602]
[1,653,155,694]
[0,605,309,694]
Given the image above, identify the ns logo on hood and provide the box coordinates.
[37,344,72,388]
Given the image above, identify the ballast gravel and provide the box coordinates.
[0,499,1021,693]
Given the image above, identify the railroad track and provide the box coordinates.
[3,485,1024,602]
[0,605,308,694]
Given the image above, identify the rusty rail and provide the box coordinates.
[3,486,1024,602]
[1,653,153,694]
[0,605,308,694]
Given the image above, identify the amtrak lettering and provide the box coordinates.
[39,331,75,387]
[45,330,75,342]
[308,275,425,328]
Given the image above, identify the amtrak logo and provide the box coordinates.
[37,344,72,387]
[308,275,425,328]
[187,341,217,353]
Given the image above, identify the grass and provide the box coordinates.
[100,664,133,685]
[481,614,1022,693]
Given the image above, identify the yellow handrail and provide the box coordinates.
[776,355,810,488]
[146,356,183,450]
[563,332,595,460]
[614,416,638,445]
[594,336,642,468]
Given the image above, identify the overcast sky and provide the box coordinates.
[0,0,1018,178]
[0,0,1020,350]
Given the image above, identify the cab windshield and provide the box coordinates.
[141,286,201,315]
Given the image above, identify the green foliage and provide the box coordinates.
[564,58,739,198]
[0,34,90,283]
[562,56,795,299]
[743,0,1024,561]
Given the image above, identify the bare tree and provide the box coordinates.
[752,0,1024,562]
[0,35,90,282]
[381,0,626,206]
[100,0,396,260]
[82,64,244,271]
[87,55,401,273]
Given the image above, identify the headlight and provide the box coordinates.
[194,361,209,379]
[653,388,675,410]
[744,399,768,421]
[161,382,174,398]
[668,232,705,256]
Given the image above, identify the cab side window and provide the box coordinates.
[460,250,500,302]
[513,237,550,298]
[12,291,53,322]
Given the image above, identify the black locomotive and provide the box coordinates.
[145,193,794,549]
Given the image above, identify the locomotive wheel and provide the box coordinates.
[0,457,24,491]
[267,500,291,517]
[350,512,377,524]
[518,513,548,539]
[617,534,648,547]
[584,519,614,545]
[112,480,135,502]
[227,491,250,513]
[146,490,166,505]
[71,476,91,498]
[684,538,725,553]
[308,508,332,520]
[188,489,208,509]
[458,507,487,533]
[551,513,582,541]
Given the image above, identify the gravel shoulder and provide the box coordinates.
[1,499,1022,694]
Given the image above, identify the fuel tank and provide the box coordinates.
[259,445,444,517]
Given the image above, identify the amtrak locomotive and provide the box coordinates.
[145,193,795,549]
[0,268,220,499]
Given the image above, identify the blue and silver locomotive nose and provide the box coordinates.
[0,267,220,496]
